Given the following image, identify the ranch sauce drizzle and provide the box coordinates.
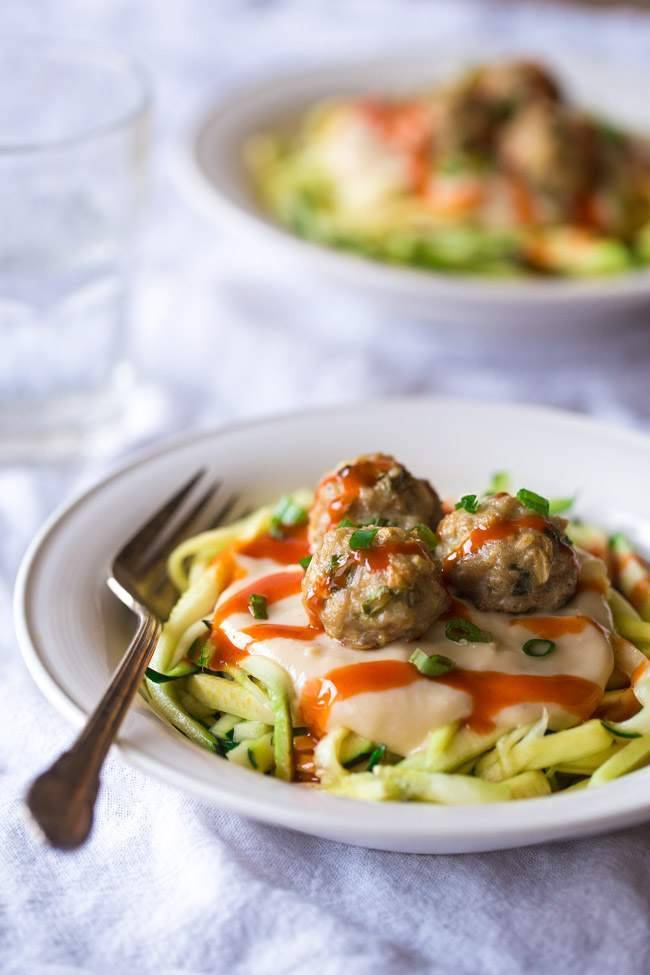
[207,535,614,756]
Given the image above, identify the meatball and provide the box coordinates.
[303,526,449,650]
[498,102,592,222]
[431,60,562,158]
[308,453,442,551]
[437,493,579,613]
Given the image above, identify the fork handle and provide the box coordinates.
[26,614,162,850]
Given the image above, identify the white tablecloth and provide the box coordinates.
[2,2,650,972]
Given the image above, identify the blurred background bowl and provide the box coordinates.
[183,48,650,333]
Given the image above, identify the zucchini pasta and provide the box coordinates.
[143,455,650,805]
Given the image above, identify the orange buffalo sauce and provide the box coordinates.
[299,660,603,739]
[435,670,602,734]
[509,615,590,639]
[316,455,393,526]
[301,660,420,738]
[209,570,306,666]
[442,515,548,576]
[237,524,309,565]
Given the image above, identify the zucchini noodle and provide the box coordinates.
[143,491,650,804]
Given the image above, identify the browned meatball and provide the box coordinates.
[498,102,592,222]
[302,526,449,650]
[431,60,562,158]
[437,493,579,613]
[308,453,442,551]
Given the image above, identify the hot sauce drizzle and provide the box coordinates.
[317,455,393,526]
[237,525,309,565]
[509,615,590,639]
[443,515,548,576]
[300,660,602,738]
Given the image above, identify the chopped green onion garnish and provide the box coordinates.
[299,555,312,570]
[269,495,308,537]
[455,494,480,514]
[410,649,455,676]
[522,638,556,657]
[601,722,642,739]
[349,527,379,550]
[549,496,576,515]
[338,516,356,528]
[445,618,492,644]
[366,743,387,771]
[516,488,550,517]
[484,471,511,496]
[362,587,396,616]
[414,523,439,551]
[248,593,269,620]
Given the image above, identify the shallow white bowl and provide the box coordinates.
[14,398,650,852]
[183,51,650,331]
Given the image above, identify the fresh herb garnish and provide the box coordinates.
[269,495,308,537]
[445,618,492,644]
[548,496,576,515]
[366,743,387,772]
[484,471,510,496]
[349,527,379,550]
[516,488,550,517]
[455,494,480,514]
[414,523,439,551]
[410,648,455,676]
[522,638,556,658]
[362,587,396,616]
[338,516,356,528]
[299,555,312,570]
[248,593,269,620]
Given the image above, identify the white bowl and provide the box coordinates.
[182,51,650,331]
[14,398,650,853]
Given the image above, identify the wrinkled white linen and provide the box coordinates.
[2,2,650,973]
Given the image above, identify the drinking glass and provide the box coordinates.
[0,41,150,459]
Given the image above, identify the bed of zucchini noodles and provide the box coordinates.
[142,490,650,805]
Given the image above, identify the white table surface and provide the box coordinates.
[2,1,650,973]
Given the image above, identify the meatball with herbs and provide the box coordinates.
[437,492,579,614]
[308,453,442,551]
[303,525,449,650]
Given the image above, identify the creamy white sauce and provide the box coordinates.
[212,549,614,755]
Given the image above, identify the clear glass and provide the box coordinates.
[0,41,150,460]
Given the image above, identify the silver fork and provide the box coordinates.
[26,469,240,850]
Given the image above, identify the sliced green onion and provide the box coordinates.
[455,494,480,514]
[299,555,312,570]
[414,523,439,551]
[484,471,510,496]
[362,587,396,616]
[601,722,642,739]
[338,516,356,528]
[410,649,455,676]
[548,496,575,515]
[445,618,492,644]
[516,488,550,517]
[349,527,379,550]
[248,593,269,620]
[196,641,211,668]
[522,638,556,658]
[145,666,198,684]
[269,495,308,537]
[366,743,387,771]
